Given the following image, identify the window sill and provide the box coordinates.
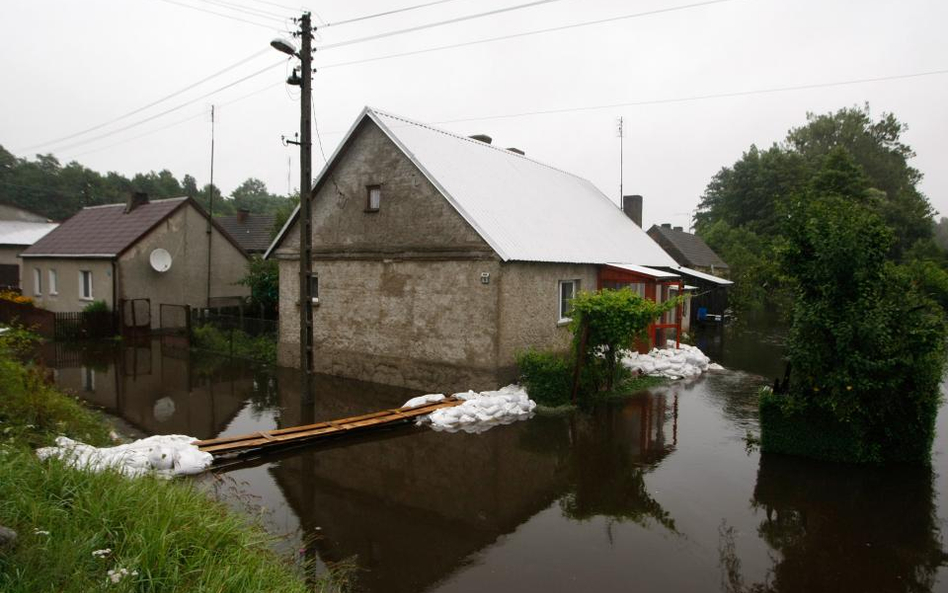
[557,318,572,327]
[79,297,94,302]
[364,208,379,213]
[49,293,58,297]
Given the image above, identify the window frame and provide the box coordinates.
[33,268,42,296]
[558,279,579,323]
[48,269,58,296]
[365,184,381,212]
[79,270,93,301]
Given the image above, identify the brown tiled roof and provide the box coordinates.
[216,213,276,253]
[647,225,729,269]
[20,197,248,260]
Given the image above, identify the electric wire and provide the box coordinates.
[318,0,569,50]
[20,48,272,152]
[321,0,468,28]
[44,59,287,154]
[191,0,286,21]
[318,0,736,67]
[64,82,285,159]
[149,0,278,29]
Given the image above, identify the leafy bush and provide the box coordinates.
[0,323,42,360]
[81,299,109,313]
[0,290,34,306]
[516,350,573,407]
[569,288,677,390]
[191,323,276,365]
[764,173,948,463]
[238,257,279,317]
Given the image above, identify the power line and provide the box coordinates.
[38,59,286,155]
[241,0,311,13]
[322,0,468,28]
[149,0,278,29]
[190,0,286,21]
[317,0,736,68]
[64,82,284,159]
[20,49,271,152]
[318,0,569,50]
[424,68,948,125]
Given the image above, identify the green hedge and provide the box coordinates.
[516,350,574,407]
[759,388,877,463]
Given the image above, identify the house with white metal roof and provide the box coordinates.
[0,211,58,289]
[267,107,688,391]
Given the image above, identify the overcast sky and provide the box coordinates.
[2,0,946,229]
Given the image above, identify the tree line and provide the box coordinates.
[0,145,294,224]
[694,104,948,314]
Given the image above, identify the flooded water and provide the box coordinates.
[41,326,948,593]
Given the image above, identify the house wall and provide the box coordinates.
[23,257,114,312]
[118,203,249,328]
[275,119,502,392]
[496,261,599,374]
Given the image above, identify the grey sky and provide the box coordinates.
[3,0,945,229]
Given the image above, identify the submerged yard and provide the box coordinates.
[26,323,948,593]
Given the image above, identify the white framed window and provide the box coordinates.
[48,269,58,295]
[366,185,381,211]
[79,270,93,300]
[33,268,42,296]
[558,279,579,322]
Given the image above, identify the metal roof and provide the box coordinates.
[267,107,679,268]
[668,265,733,285]
[604,263,680,279]
[0,221,59,246]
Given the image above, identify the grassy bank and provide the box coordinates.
[0,335,317,592]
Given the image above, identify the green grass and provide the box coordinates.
[191,324,277,365]
[0,339,322,592]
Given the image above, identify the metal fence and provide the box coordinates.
[53,311,117,341]
[188,309,278,362]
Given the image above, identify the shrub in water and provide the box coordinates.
[762,155,947,463]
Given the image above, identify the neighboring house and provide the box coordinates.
[0,217,58,290]
[217,209,276,255]
[20,193,249,329]
[266,107,686,392]
[646,223,729,276]
[646,224,733,324]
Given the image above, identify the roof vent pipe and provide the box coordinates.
[469,134,492,144]
[125,192,149,214]
[237,208,250,223]
[661,223,672,229]
[673,226,684,232]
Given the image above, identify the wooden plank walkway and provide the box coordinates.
[193,396,461,458]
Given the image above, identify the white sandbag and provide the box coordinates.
[36,434,212,478]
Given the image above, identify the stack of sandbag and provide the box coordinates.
[406,384,536,434]
[36,434,213,478]
[622,342,724,380]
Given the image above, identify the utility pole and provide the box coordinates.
[617,116,624,209]
[272,13,315,404]
[206,104,215,308]
[297,13,315,405]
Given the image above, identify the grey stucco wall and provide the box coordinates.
[276,120,502,391]
[496,261,599,372]
[118,203,249,328]
[23,258,115,312]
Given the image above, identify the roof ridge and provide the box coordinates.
[82,196,188,210]
[368,107,592,183]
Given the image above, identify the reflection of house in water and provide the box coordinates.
[267,390,680,593]
[45,339,254,439]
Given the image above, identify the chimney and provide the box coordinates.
[125,192,149,213]
[469,134,492,144]
[673,226,684,232]
[661,223,672,229]
[237,208,250,223]
[506,147,525,155]
[621,195,643,227]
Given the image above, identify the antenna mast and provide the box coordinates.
[617,116,624,209]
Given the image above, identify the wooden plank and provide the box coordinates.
[196,397,462,456]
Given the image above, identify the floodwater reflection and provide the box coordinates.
[41,337,948,593]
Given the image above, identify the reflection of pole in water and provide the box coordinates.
[673,393,678,446]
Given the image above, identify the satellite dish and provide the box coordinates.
[149,248,172,273]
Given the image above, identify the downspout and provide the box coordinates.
[111,258,118,334]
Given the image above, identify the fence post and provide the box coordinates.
[185,305,192,341]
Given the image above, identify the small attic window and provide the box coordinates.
[366,185,381,212]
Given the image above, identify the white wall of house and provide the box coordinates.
[24,258,114,312]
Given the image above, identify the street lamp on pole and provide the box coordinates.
[273,14,315,405]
